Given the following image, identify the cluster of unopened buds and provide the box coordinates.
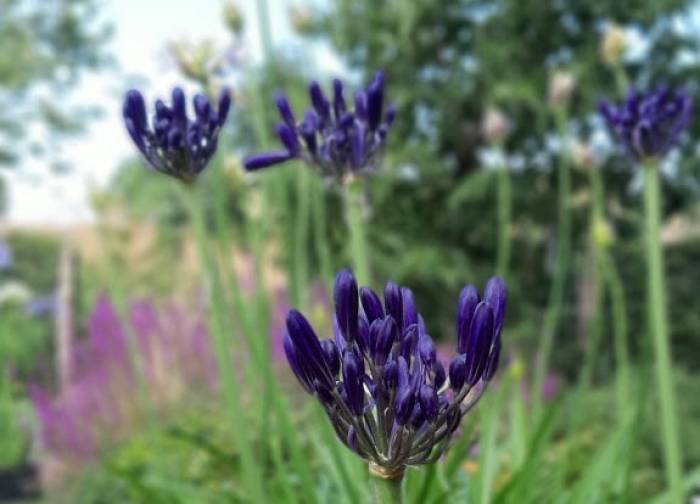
[283,269,506,474]
[245,71,396,180]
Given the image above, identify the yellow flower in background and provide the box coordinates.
[601,24,627,66]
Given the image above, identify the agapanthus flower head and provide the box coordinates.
[599,86,693,162]
[244,71,396,180]
[283,269,506,472]
[123,86,232,183]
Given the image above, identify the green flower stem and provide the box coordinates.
[495,147,512,279]
[369,465,404,504]
[533,108,572,411]
[643,161,684,504]
[344,177,370,285]
[579,168,606,389]
[293,167,312,308]
[181,182,265,504]
[601,251,630,418]
[312,178,334,288]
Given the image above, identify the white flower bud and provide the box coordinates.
[481,108,510,144]
[548,71,576,109]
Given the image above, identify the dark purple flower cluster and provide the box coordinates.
[283,269,506,470]
[599,87,692,161]
[244,71,396,179]
[123,87,231,183]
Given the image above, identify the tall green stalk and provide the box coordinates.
[643,161,683,504]
[533,109,572,411]
[312,178,334,288]
[601,251,630,418]
[180,182,265,504]
[293,168,313,308]
[344,177,371,285]
[495,148,512,279]
[368,466,404,504]
[579,168,606,389]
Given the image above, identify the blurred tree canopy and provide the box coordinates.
[0,0,111,172]
[293,0,700,368]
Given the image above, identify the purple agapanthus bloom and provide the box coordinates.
[599,86,693,161]
[244,71,396,179]
[123,87,232,183]
[283,269,506,471]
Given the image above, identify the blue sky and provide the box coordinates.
[9,0,339,224]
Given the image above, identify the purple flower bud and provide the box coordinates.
[313,378,335,406]
[367,71,385,131]
[418,334,436,366]
[333,315,347,353]
[354,91,367,120]
[277,122,300,155]
[217,88,232,126]
[286,310,333,389]
[276,94,296,128]
[193,93,212,121]
[457,285,480,354]
[171,87,186,123]
[397,356,410,390]
[309,81,331,122]
[342,350,365,416]
[449,354,467,391]
[400,324,418,360]
[299,111,318,154]
[465,302,495,386]
[433,361,446,389]
[320,339,340,377]
[244,151,292,171]
[410,403,425,429]
[383,359,398,388]
[360,287,384,324]
[384,281,403,331]
[483,276,507,334]
[419,384,439,422]
[371,316,397,366]
[333,78,346,119]
[334,269,359,342]
[401,287,418,328]
[283,331,313,393]
[350,124,366,169]
[357,315,370,356]
[483,337,501,381]
[394,385,415,426]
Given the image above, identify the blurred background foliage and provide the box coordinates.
[0,0,111,175]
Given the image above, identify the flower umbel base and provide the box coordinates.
[369,463,404,504]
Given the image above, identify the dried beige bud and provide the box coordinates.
[223,1,244,35]
[548,71,576,109]
[290,5,313,34]
[570,139,600,170]
[481,108,510,144]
